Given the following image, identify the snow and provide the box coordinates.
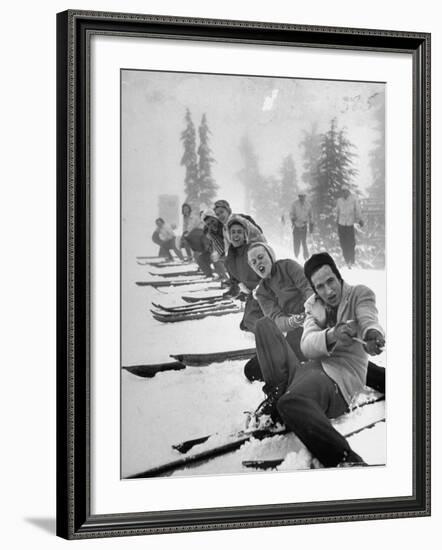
[122,254,386,478]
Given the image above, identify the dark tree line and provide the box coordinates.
[180,109,218,209]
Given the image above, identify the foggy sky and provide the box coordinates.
[121,69,384,256]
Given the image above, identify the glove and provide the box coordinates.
[211,251,220,262]
[288,313,306,328]
[364,329,385,355]
[238,282,251,295]
[309,222,314,233]
[333,320,357,346]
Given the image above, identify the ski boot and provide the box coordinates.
[337,449,368,467]
[243,385,286,432]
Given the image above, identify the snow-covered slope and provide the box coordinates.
[121,257,386,478]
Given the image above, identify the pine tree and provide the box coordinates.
[180,109,199,207]
[197,114,218,207]
[310,119,359,250]
[279,154,298,215]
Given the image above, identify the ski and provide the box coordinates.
[151,299,235,313]
[124,347,257,378]
[173,394,385,455]
[136,278,219,288]
[181,293,230,303]
[150,261,195,268]
[170,347,256,366]
[151,305,237,317]
[148,270,202,278]
[152,306,241,323]
[127,409,385,478]
[242,416,386,470]
[138,260,189,268]
[123,361,186,378]
[127,425,287,479]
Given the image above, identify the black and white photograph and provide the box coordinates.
[121,69,387,479]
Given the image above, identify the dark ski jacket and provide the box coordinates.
[225,243,263,333]
[183,227,210,253]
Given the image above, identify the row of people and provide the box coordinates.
[201,200,384,468]
[154,198,385,467]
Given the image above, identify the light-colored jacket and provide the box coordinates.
[290,199,312,228]
[158,223,176,242]
[301,282,384,405]
[336,194,362,226]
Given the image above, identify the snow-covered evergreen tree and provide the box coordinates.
[310,118,359,250]
[197,114,218,207]
[180,109,199,206]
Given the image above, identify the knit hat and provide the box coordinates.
[304,252,343,288]
[214,199,232,214]
[246,241,276,265]
[201,208,218,222]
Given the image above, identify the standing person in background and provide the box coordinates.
[213,199,265,253]
[154,218,184,261]
[336,186,364,268]
[180,203,199,261]
[151,228,169,259]
[290,192,313,261]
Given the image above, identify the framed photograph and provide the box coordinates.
[56,10,431,539]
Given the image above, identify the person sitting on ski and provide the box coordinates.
[182,226,214,278]
[180,203,200,261]
[244,242,314,381]
[201,208,229,282]
[251,252,385,467]
[224,216,265,333]
[213,199,266,254]
[153,218,184,261]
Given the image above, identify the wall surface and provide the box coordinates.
[1,0,439,548]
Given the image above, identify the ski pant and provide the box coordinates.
[213,259,229,281]
[180,235,193,260]
[244,327,305,382]
[194,250,213,277]
[337,224,356,266]
[293,225,309,260]
[162,238,184,261]
[255,317,352,466]
[244,319,386,394]
[239,295,264,333]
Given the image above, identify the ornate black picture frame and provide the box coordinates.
[56,9,430,539]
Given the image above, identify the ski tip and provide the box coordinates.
[242,459,284,470]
